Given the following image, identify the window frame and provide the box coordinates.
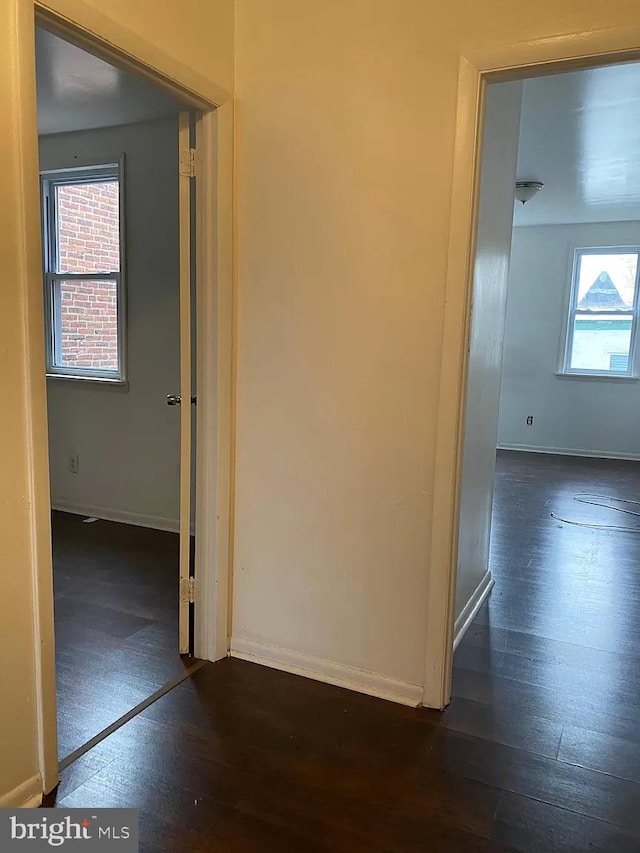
[41,159,127,383]
[559,245,640,379]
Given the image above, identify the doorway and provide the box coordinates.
[424,31,640,709]
[21,9,235,792]
[35,23,201,762]
[435,50,640,763]
[1,0,233,800]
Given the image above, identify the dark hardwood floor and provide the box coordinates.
[53,511,189,759]
[47,453,640,851]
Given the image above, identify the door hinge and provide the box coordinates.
[180,576,197,603]
[179,147,197,178]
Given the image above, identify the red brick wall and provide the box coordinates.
[59,280,118,370]
[56,182,120,370]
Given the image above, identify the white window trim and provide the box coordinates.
[41,158,127,383]
[558,245,640,379]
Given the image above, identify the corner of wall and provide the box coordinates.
[230,636,424,708]
[0,774,43,809]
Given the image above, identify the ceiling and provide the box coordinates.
[513,62,640,226]
[36,27,185,136]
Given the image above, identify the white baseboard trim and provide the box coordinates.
[497,443,640,462]
[453,570,494,652]
[51,501,180,533]
[230,636,423,707]
[0,774,42,809]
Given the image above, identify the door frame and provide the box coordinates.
[21,0,234,793]
[423,29,640,709]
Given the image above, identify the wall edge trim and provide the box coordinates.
[497,443,640,462]
[230,636,423,708]
[51,501,179,533]
[453,570,494,652]
[0,774,43,809]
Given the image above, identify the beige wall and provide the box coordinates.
[232,0,640,698]
[1,0,49,807]
[0,0,233,806]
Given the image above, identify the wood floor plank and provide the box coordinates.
[416,725,640,836]
[451,662,640,749]
[493,791,640,852]
[557,724,640,785]
[432,695,563,758]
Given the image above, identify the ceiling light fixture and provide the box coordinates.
[515,181,544,204]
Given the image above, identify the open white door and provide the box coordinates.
[176,110,195,654]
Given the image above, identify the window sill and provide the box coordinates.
[555,371,639,382]
[46,374,129,390]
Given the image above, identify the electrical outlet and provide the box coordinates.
[68,453,79,474]
[526,416,534,426]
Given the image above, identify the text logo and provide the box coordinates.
[1,809,138,850]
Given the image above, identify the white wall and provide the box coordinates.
[498,221,640,458]
[229,0,640,710]
[41,117,181,529]
[232,1,526,701]
[455,82,523,622]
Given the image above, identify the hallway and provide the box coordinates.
[45,452,640,851]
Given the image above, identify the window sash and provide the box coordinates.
[41,161,126,381]
[572,309,634,318]
[44,272,123,378]
[562,248,640,377]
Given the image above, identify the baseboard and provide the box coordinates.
[453,570,494,652]
[497,443,640,462]
[230,636,423,707]
[51,501,180,533]
[0,774,42,809]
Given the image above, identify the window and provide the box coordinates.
[561,247,640,377]
[42,163,125,381]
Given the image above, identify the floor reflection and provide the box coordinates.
[450,450,640,749]
[53,511,186,760]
